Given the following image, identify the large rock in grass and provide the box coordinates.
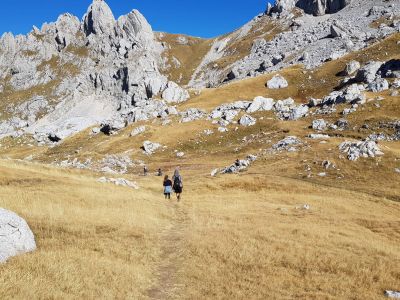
[267,75,288,89]
[0,208,36,263]
[344,60,361,76]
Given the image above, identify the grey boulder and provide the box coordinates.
[0,208,36,263]
[239,115,256,127]
[246,96,275,113]
[267,75,288,89]
[355,61,383,84]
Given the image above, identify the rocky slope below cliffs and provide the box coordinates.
[0,0,189,142]
[0,0,399,145]
[185,0,400,88]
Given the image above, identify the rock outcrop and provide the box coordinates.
[339,140,384,161]
[296,0,352,16]
[268,0,352,17]
[0,0,189,142]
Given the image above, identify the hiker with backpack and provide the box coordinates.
[163,175,172,200]
[172,168,183,201]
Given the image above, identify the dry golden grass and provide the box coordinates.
[158,33,213,85]
[0,160,176,299]
[181,173,400,299]
[0,154,399,299]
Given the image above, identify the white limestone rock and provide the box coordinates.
[312,119,327,131]
[211,168,219,177]
[330,23,348,38]
[355,61,383,84]
[83,0,115,36]
[55,13,80,49]
[339,140,384,161]
[296,0,352,16]
[368,77,389,92]
[344,60,361,76]
[239,115,256,127]
[162,81,189,103]
[0,208,36,263]
[246,96,275,113]
[267,75,288,89]
[142,141,161,155]
[221,155,257,174]
[385,290,400,299]
[392,79,400,89]
[98,177,139,189]
[180,108,205,123]
[308,134,330,139]
[273,136,302,151]
[130,125,146,137]
[117,9,155,49]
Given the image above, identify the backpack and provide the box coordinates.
[174,175,182,187]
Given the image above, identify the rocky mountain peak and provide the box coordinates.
[116,9,155,49]
[83,0,115,36]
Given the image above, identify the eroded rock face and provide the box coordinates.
[0,0,190,142]
[268,0,352,16]
[0,208,36,263]
[296,0,352,16]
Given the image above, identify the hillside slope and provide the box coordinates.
[0,1,399,298]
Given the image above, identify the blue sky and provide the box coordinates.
[0,0,272,38]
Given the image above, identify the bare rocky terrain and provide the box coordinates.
[0,1,399,298]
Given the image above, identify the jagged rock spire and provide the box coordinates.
[83,0,115,36]
[116,9,155,48]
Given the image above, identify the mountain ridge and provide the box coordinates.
[0,0,399,144]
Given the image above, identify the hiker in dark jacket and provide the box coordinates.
[172,168,183,201]
[163,175,172,199]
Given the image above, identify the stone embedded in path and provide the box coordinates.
[0,208,36,263]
